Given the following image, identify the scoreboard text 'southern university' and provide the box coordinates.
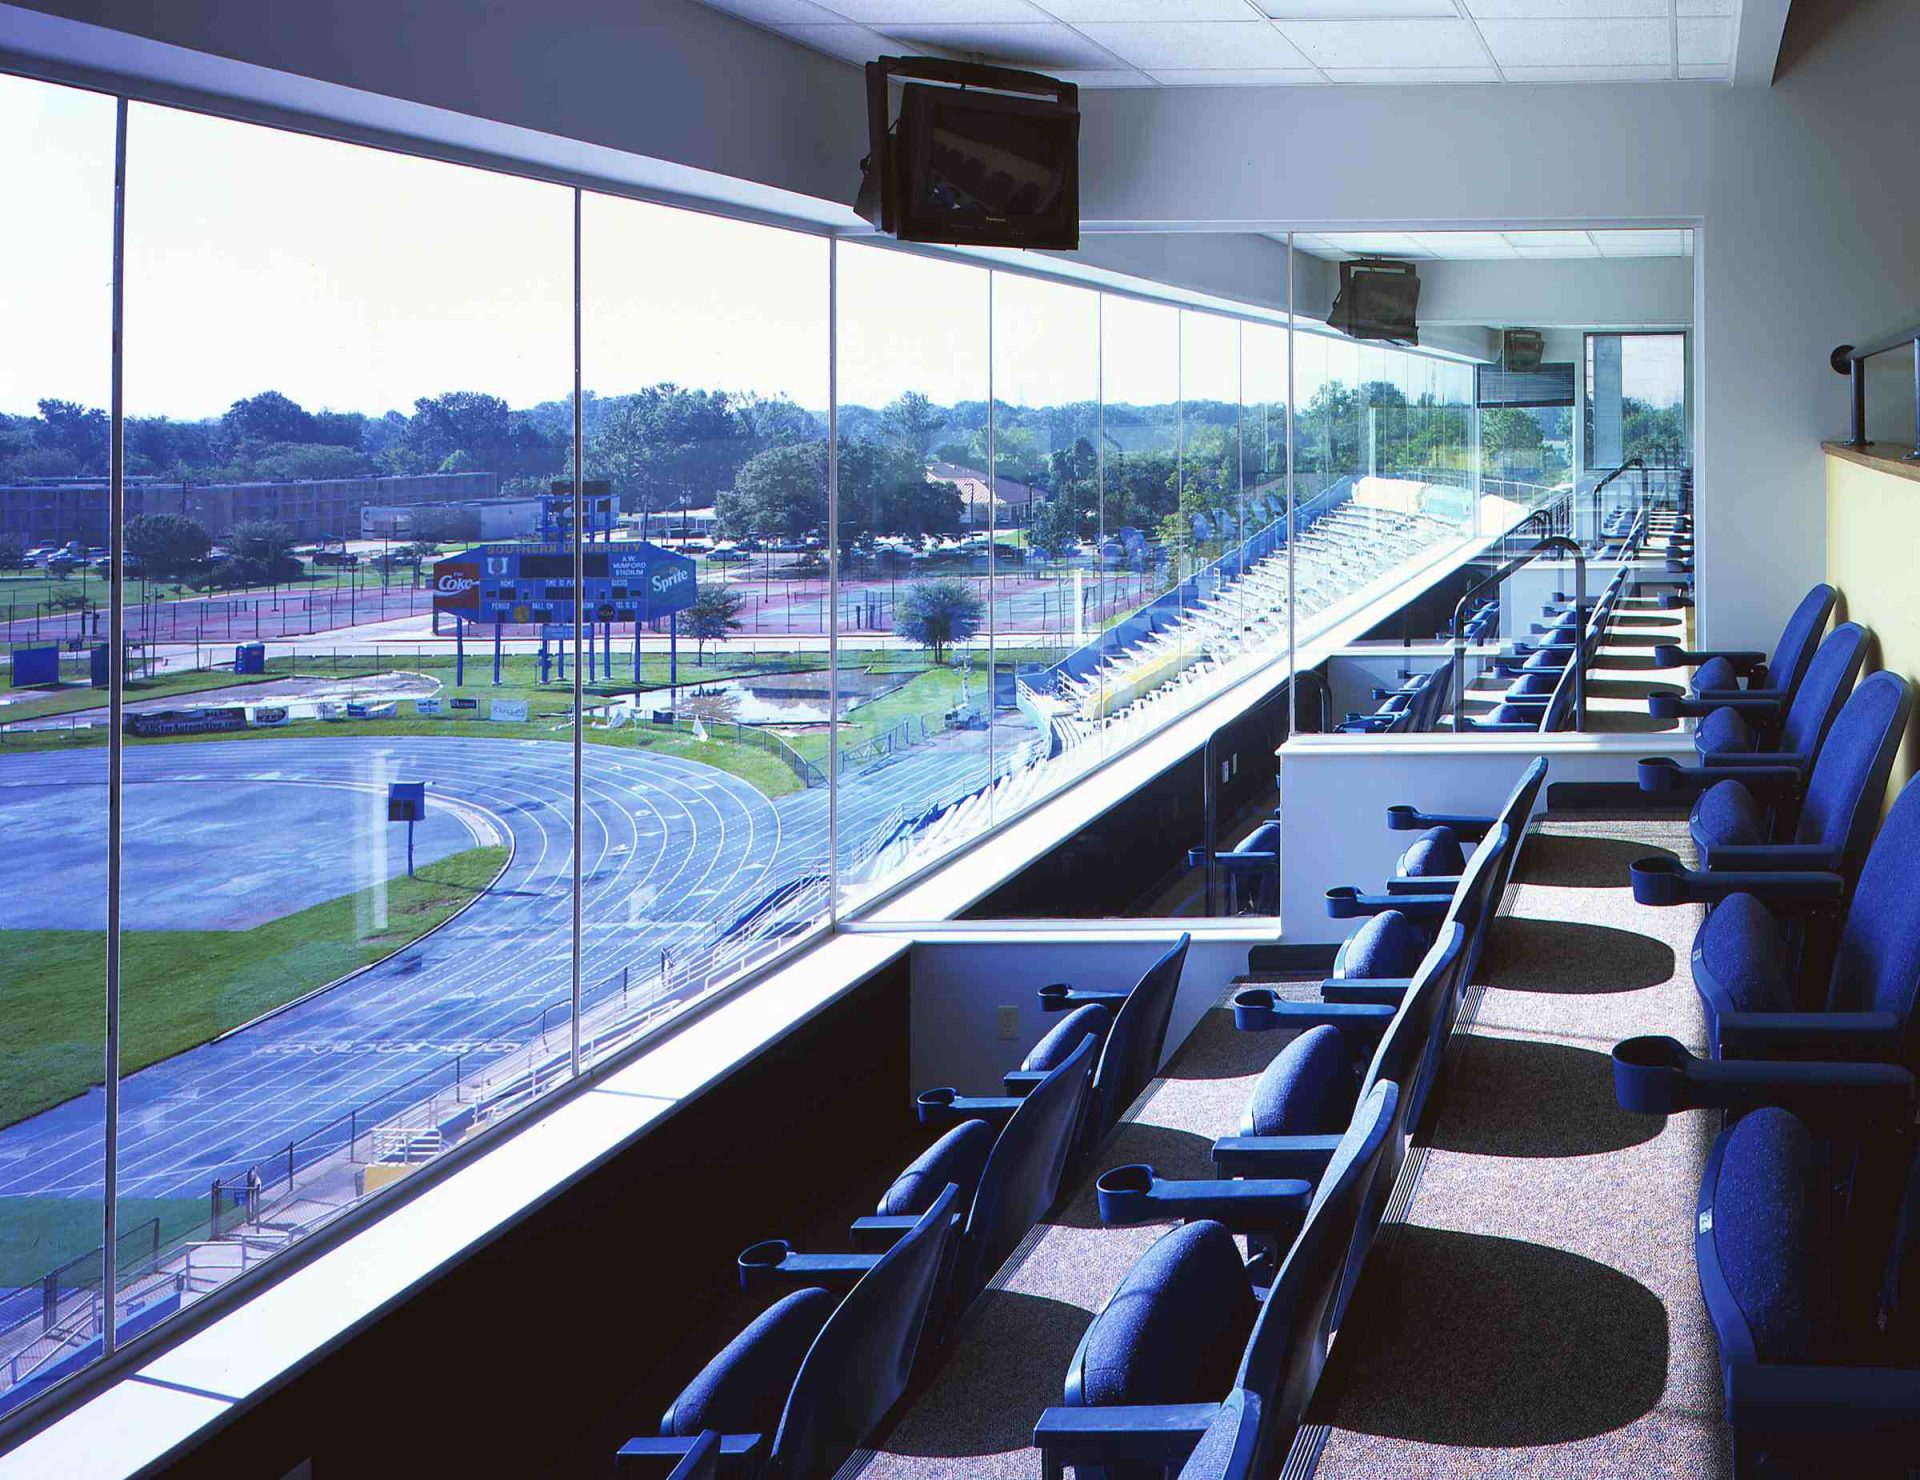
[430,542,697,626]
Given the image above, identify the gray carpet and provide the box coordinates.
[1304,815,1729,1480]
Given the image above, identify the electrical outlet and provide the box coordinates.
[997,1005,1019,1041]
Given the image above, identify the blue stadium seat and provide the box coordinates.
[1689,1106,1920,1477]
[1628,672,1913,911]
[1614,774,1920,1116]
[1638,623,1868,796]
[1032,1078,1401,1480]
[617,1182,962,1479]
[1186,821,1283,914]
[1654,581,1836,708]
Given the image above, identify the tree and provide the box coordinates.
[222,390,316,447]
[1026,496,1085,557]
[124,512,210,583]
[227,520,303,584]
[35,399,109,474]
[0,536,23,571]
[894,577,984,664]
[718,441,826,541]
[684,585,745,662]
[878,392,946,458]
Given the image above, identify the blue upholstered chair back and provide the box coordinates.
[1490,757,1548,902]
[1090,934,1191,1143]
[1451,822,1514,983]
[1362,925,1467,1142]
[1793,672,1912,879]
[1779,622,1869,758]
[957,1030,1097,1299]
[1831,778,1920,1036]
[770,1182,962,1480]
[1233,1079,1401,1475]
[1769,583,1839,699]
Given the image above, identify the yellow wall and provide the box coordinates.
[1827,449,1920,801]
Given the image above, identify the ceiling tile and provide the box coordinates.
[875,21,1129,64]
[1466,0,1665,16]
[1591,229,1688,255]
[1259,0,1456,16]
[1145,66,1328,82]
[1677,0,1734,13]
[1411,232,1520,257]
[1049,66,1161,82]
[1677,16,1734,63]
[828,0,1051,19]
[1316,231,1431,254]
[1514,242,1600,257]
[769,22,898,60]
[1324,66,1502,82]
[1678,62,1730,79]
[1502,229,1596,247]
[1276,18,1491,67]
[1502,62,1670,79]
[701,0,845,23]
[1075,21,1313,68]
[1477,17,1669,67]
[1036,0,1267,22]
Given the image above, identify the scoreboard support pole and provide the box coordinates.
[633,619,641,683]
[455,618,465,687]
[670,614,679,691]
[493,618,503,686]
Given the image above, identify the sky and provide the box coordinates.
[2,71,1674,426]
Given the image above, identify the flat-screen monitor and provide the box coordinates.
[859,59,1079,250]
[1330,259,1421,345]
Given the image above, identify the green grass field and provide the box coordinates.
[0,1197,210,1289]
[0,845,508,1132]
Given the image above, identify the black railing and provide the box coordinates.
[1831,323,1920,461]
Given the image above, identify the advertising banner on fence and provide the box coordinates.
[451,697,479,712]
[414,697,444,717]
[346,701,398,720]
[488,698,529,723]
[249,705,291,728]
[124,706,249,737]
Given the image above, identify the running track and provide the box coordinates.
[0,728,1021,1204]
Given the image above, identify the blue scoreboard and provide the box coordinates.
[432,541,697,626]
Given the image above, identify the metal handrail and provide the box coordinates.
[1451,535,1587,733]
[1590,457,1647,499]
[1831,325,1920,460]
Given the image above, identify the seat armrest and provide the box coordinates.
[737,1240,881,1294]
[848,1215,921,1253]
[1638,757,1804,797]
[916,1087,1021,1129]
[1000,1069,1048,1097]
[1728,1365,1920,1438]
[1032,1404,1220,1472]
[1093,1164,1312,1235]
[1629,857,1844,908]
[616,1433,761,1477]
[1384,805,1494,839]
[1611,1035,1912,1119]
[1386,874,1460,895]
[1210,1134,1342,1179]
[1649,690,1786,720]
[1320,978,1413,1004]
[1696,842,1844,874]
[1326,886,1450,921]
[1038,983,1126,1014]
[1716,1009,1905,1062]
[1654,644,1766,673]
[1231,990,1395,1047]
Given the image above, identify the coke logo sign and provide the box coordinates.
[435,572,477,594]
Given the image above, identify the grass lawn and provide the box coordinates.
[0,1197,210,1289]
[0,667,282,725]
[0,845,508,1133]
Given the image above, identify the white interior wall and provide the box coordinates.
[907,933,1251,1096]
